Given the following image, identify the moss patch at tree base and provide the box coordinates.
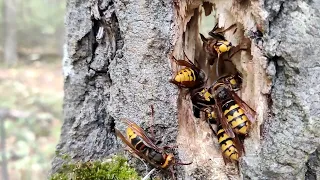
[50,155,141,180]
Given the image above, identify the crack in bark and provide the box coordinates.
[51,0,123,174]
[266,1,285,28]
[87,0,120,77]
[305,148,319,180]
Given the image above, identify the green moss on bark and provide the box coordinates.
[50,155,141,180]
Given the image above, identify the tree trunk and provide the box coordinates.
[51,0,320,179]
[3,0,17,65]
[0,109,9,180]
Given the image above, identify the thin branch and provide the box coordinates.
[142,168,156,180]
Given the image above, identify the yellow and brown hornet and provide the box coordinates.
[200,23,236,65]
[170,53,206,89]
[115,118,191,179]
[208,75,256,136]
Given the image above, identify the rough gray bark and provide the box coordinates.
[242,1,320,179]
[51,0,178,178]
[3,0,18,65]
[52,0,320,179]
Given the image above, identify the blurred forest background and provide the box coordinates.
[0,0,65,179]
[0,0,216,177]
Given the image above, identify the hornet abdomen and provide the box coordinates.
[174,68,197,84]
[217,124,239,161]
[126,127,147,151]
[126,127,168,167]
[222,100,250,135]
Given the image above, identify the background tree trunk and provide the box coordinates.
[0,110,9,180]
[3,0,17,65]
[52,0,320,179]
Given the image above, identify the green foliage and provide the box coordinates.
[18,0,65,34]
[50,156,141,180]
[0,0,66,52]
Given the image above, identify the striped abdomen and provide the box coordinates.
[126,128,166,165]
[126,127,148,152]
[222,99,250,135]
[217,124,239,161]
[174,68,197,84]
